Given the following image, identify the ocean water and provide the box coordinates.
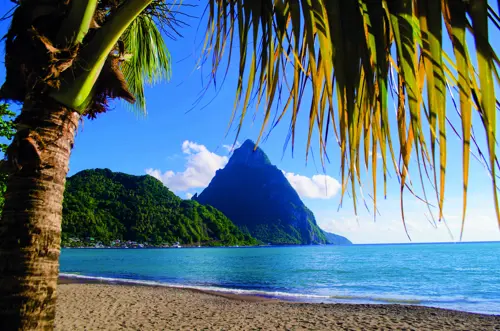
[60,242,500,315]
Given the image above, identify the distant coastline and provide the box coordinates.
[61,242,350,249]
[61,240,500,249]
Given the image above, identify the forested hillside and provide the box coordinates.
[62,169,257,247]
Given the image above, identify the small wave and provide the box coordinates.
[59,273,499,314]
[328,294,422,304]
[453,267,486,271]
[59,273,425,305]
[59,273,328,300]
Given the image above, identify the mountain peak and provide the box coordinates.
[240,139,257,149]
[195,142,330,245]
[227,139,271,167]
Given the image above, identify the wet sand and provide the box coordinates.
[55,278,500,330]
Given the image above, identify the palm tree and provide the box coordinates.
[0,0,498,330]
[0,0,175,329]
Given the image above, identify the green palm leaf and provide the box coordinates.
[121,13,172,114]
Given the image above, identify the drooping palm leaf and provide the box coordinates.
[121,12,172,114]
[203,0,500,236]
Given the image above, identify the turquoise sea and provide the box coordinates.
[60,242,500,315]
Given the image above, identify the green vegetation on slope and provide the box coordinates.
[323,232,352,245]
[62,169,258,247]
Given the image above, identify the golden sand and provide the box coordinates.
[55,281,500,331]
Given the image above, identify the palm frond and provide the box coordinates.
[121,13,172,114]
[203,0,500,235]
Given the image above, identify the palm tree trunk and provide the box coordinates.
[0,97,80,330]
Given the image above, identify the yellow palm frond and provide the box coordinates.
[203,0,500,237]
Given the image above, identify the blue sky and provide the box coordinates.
[1,2,499,244]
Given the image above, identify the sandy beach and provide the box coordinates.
[55,278,500,331]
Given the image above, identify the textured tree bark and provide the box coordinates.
[0,97,80,331]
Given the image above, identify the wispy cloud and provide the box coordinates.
[222,141,241,153]
[368,151,382,159]
[313,197,500,244]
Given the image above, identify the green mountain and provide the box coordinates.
[193,140,331,245]
[323,231,352,245]
[62,169,257,246]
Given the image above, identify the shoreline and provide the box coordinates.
[59,274,499,316]
[59,275,277,303]
[59,275,500,315]
[55,278,500,330]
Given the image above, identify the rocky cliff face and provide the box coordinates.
[194,140,329,245]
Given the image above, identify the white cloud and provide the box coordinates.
[148,140,341,200]
[222,141,241,153]
[185,193,194,199]
[146,141,228,193]
[283,172,341,199]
